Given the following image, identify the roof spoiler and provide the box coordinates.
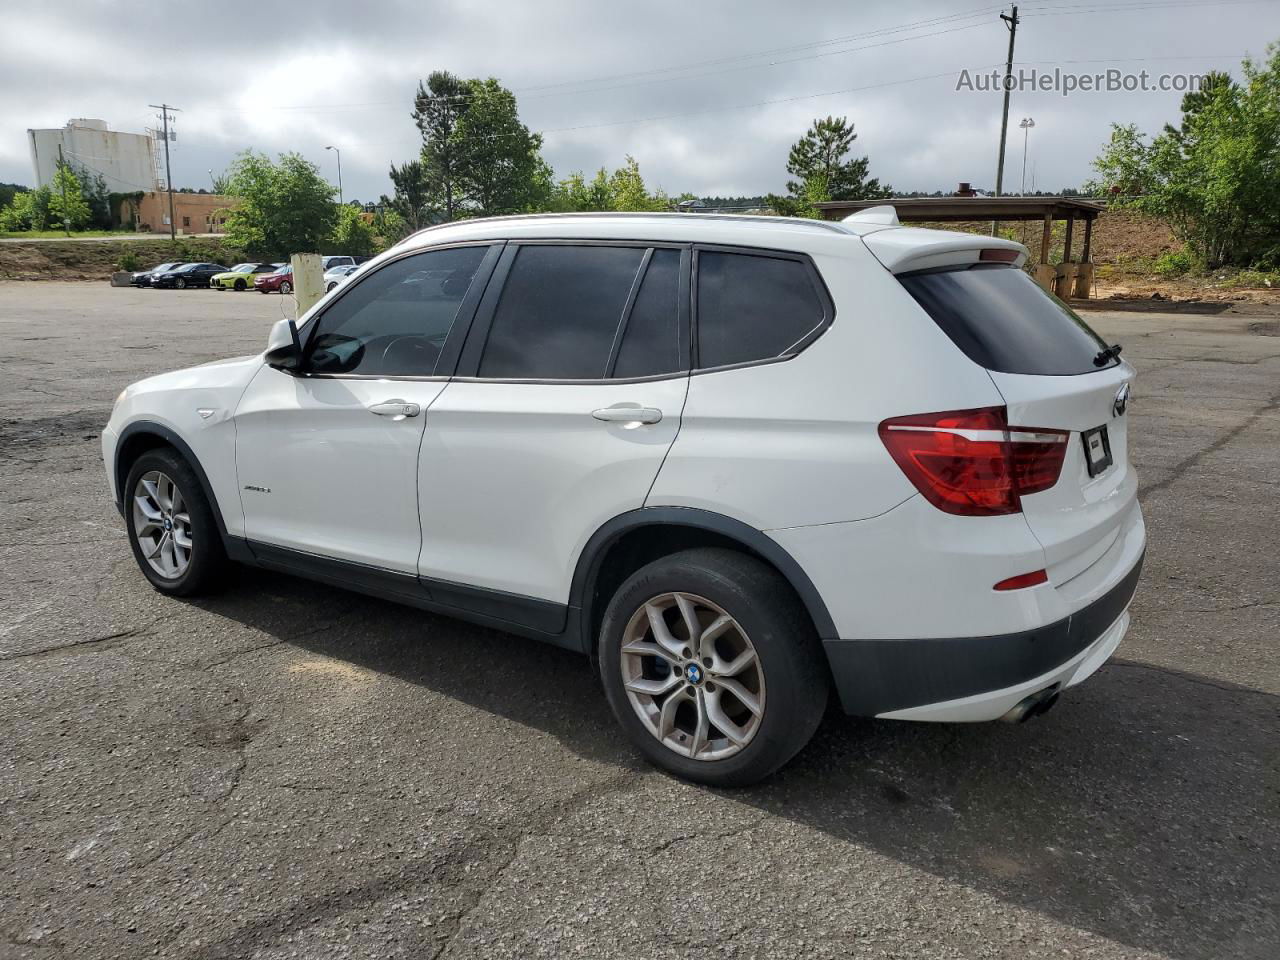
[842,205,900,226]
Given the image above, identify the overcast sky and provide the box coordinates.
[2,0,1277,203]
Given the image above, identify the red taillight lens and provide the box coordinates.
[979,247,1021,263]
[879,406,1068,516]
[993,569,1049,591]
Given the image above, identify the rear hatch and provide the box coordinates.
[875,238,1136,585]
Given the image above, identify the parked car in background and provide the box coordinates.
[254,264,293,295]
[102,211,1144,786]
[324,264,359,292]
[321,256,355,271]
[211,263,280,291]
[152,263,229,290]
[130,262,182,287]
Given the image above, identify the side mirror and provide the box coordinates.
[265,318,302,371]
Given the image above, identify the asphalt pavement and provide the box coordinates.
[2,282,1277,959]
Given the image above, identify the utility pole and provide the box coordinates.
[326,145,344,205]
[56,143,71,236]
[1019,117,1035,194]
[149,103,180,241]
[991,5,1019,235]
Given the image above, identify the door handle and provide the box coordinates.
[368,399,421,419]
[592,405,663,425]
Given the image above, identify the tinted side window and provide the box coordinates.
[696,252,825,368]
[479,245,645,379]
[611,249,682,378]
[898,265,1113,375]
[305,245,487,377]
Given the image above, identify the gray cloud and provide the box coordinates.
[1,0,1274,201]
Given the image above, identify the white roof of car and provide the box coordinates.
[390,210,1027,269]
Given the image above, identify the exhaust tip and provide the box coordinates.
[1000,684,1062,724]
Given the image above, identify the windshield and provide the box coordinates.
[229,263,255,272]
[273,265,292,275]
[899,264,1116,376]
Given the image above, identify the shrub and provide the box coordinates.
[1153,250,1193,276]
[117,251,140,271]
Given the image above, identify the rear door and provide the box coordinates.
[417,242,690,619]
[898,263,1136,579]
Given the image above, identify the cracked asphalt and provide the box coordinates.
[2,282,1277,959]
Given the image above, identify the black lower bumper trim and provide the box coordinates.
[824,550,1144,716]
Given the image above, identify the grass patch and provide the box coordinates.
[0,229,138,239]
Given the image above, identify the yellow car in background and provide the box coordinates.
[211,262,282,291]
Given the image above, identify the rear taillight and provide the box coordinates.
[878,406,1068,516]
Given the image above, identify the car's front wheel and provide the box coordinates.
[124,449,229,596]
[174,277,187,289]
[598,548,828,786]
[234,279,246,291]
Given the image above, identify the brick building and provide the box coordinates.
[120,192,236,234]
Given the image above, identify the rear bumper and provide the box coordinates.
[824,550,1143,719]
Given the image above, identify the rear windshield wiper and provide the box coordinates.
[1093,342,1123,366]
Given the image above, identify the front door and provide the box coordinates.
[417,242,691,616]
[234,243,498,574]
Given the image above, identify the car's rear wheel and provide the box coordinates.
[598,548,828,786]
[124,449,229,597]
[234,279,246,291]
[279,280,292,295]
[326,281,337,292]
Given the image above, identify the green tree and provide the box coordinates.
[328,204,377,257]
[223,151,337,258]
[48,161,92,229]
[388,158,432,231]
[0,182,28,210]
[788,116,889,201]
[453,77,546,216]
[1090,46,1280,268]
[67,161,112,229]
[413,70,472,221]
[371,207,408,246]
[546,157,669,212]
[0,186,52,231]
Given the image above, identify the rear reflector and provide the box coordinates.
[993,570,1049,591]
[878,406,1068,516]
[979,248,1021,263]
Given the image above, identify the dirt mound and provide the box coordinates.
[0,237,245,281]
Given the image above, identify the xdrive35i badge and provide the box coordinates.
[1113,382,1131,417]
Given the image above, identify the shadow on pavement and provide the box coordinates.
[198,570,1278,960]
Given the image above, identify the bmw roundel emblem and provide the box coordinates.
[685,663,703,685]
[1113,382,1131,417]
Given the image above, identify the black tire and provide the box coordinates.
[123,448,229,597]
[279,280,292,295]
[326,282,336,292]
[174,277,187,290]
[234,279,246,291]
[598,548,828,787]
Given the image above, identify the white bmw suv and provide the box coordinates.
[103,210,1144,785]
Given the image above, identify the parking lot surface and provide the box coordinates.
[2,282,1277,959]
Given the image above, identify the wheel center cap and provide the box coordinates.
[163,516,173,532]
[684,663,703,685]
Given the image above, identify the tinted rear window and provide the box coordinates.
[696,251,826,368]
[899,265,1114,376]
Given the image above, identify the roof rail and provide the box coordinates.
[397,210,853,246]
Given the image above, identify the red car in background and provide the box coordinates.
[254,264,293,295]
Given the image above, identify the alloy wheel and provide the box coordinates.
[619,592,766,761]
[132,470,192,579]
